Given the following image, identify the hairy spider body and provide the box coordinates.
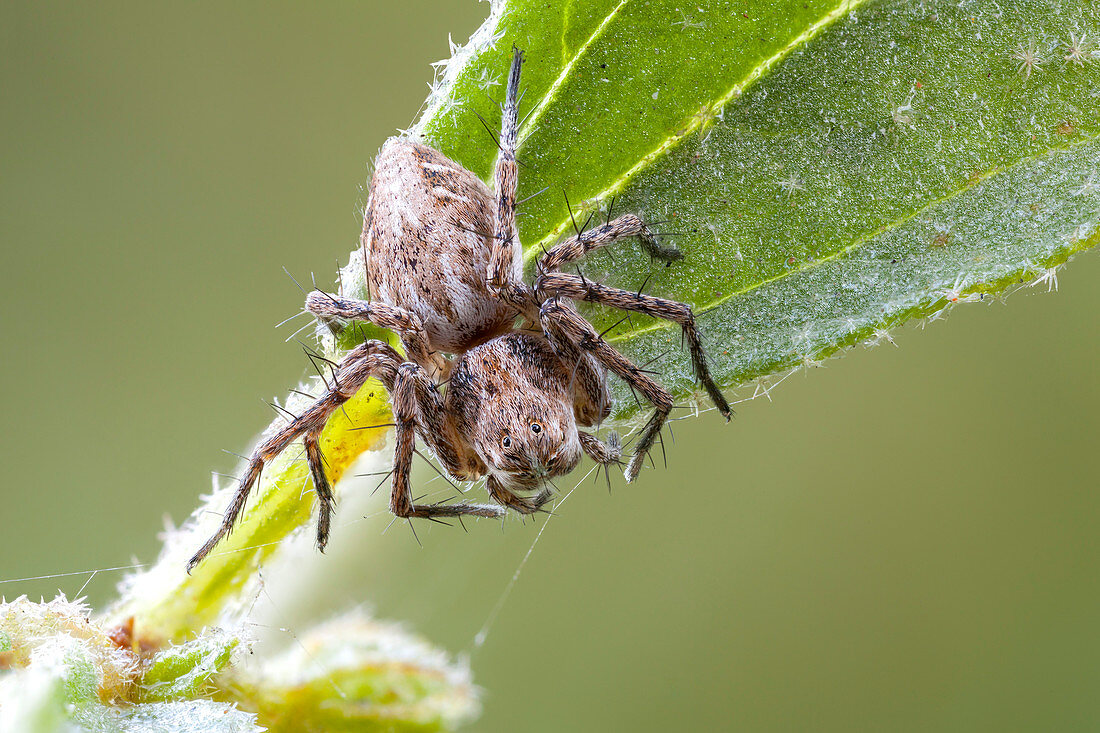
[188,48,730,572]
[364,138,518,359]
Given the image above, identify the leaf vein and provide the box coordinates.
[613,133,1100,343]
[518,0,631,147]
[524,0,873,262]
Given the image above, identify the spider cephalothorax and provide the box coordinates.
[188,47,729,571]
[449,333,584,491]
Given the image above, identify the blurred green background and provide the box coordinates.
[2,2,1099,731]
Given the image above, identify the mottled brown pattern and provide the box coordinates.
[364,138,515,354]
[189,47,729,571]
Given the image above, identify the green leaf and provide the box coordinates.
[0,665,83,733]
[410,0,1100,410]
[0,596,135,701]
[106,383,393,643]
[226,610,479,732]
[89,701,261,733]
[1,597,261,733]
[138,630,237,702]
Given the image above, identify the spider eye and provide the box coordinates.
[530,422,542,434]
[501,434,512,448]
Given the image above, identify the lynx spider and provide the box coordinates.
[188,48,730,571]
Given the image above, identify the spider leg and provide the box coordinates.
[539,298,674,482]
[579,430,622,466]
[535,271,731,420]
[389,364,504,520]
[188,340,402,572]
[486,46,539,322]
[538,300,611,426]
[303,432,334,551]
[396,359,486,482]
[538,213,682,273]
[305,292,447,378]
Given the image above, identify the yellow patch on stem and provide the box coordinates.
[106,382,394,645]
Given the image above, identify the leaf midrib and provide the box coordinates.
[520,0,874,265]
[520,0,632,147]
[611,133,1100,343]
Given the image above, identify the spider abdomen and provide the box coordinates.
[362,138,520,354]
